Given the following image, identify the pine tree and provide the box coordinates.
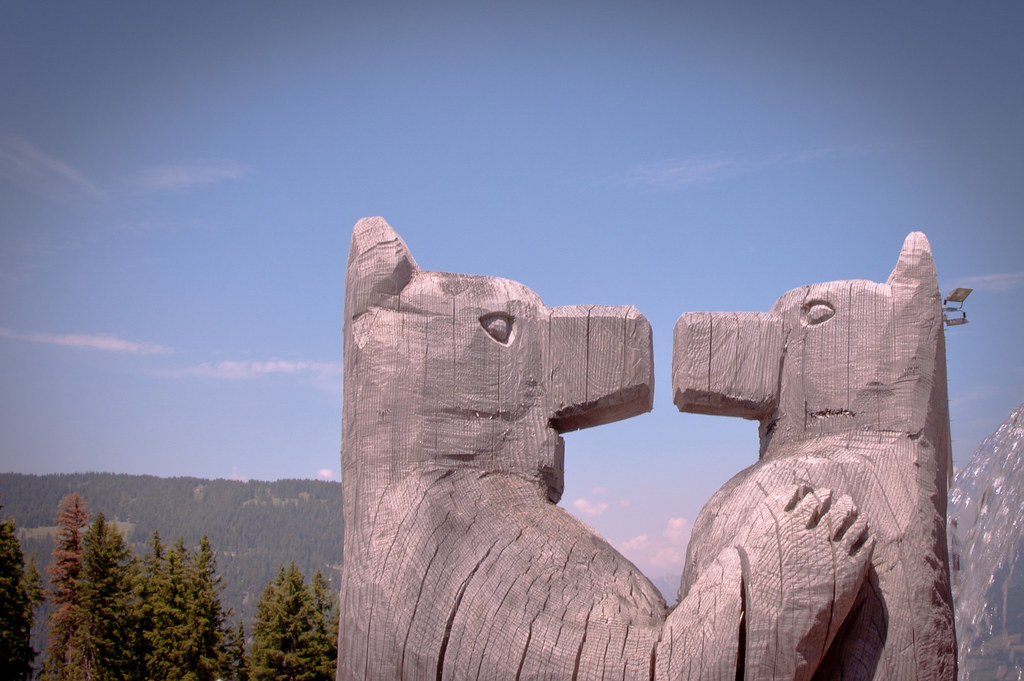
[228,621,249,681]
[42,492,92,681]
[189,535,233,680]
[144,536,234,681]
[130,531,164,681]
[145,537,190,680]
[0,510,42,680]
[308,570,338,680]
[79,512,135,681]
[249,563,336,681]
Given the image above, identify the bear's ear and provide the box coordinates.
[887,231,938,291]
[345,217,419,318]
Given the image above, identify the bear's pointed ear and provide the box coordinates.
[887,231,938,290]
[345,217,419,318]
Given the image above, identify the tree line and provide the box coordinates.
[1,492,338,681]
[0,472,344,627]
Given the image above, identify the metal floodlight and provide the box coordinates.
[943,288,973,327]
[944,287,973,307]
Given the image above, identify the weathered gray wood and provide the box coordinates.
[673,311,785,421]
[673,232,957,680]
[338,217,874,680]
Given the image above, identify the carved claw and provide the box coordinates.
[737,484,874,681]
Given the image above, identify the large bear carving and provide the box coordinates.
[673,232,957,680]
[337,217,872,681]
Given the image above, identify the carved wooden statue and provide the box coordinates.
[673,232,957,680]
[338,217,877,681]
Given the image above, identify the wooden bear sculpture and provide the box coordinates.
[338,217,873,681]
[673,232,957,680]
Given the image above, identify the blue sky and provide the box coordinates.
[2,1,1022,583]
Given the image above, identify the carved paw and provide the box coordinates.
[736,484,873,681]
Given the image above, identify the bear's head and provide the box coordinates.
[673,232,950,461]
[342,217,653,504]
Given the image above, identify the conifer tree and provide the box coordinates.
[249,563,336,681]
[145,537,190,680]
[0,509,41,680]
[228,621,249,681]
[130,531,164,681]
[190,535,233,680]
[308,569,338,680]
[145,536,234,681]
[42,492,92,681]
[79,512,135,681]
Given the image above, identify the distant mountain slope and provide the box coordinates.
[949,401,1024,680]
[0,472,343,625]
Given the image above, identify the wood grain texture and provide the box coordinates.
[338,217,876,680]
[673,232,957,681]
[673,311,785,420]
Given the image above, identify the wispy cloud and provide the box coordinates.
[317,468,339,481]
[0,270,29,283]
[151,359,342,380]
[572,497,610,518]
[949,382,1024,410]
[617,516,690,575]
[625,154,734,187]
[0,134,100,196]
[949,272,1024,294]
[132,161,247,191]
[624,146,859,189]
[949,385,1001,408]
[763,147,856,165]
[0,327,172,354]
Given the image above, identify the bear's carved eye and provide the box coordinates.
[801,300,836,326]
[479,313,514,344]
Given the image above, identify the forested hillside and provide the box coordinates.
[0,472,343,625]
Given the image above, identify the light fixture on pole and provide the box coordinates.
[943,287,972,327]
